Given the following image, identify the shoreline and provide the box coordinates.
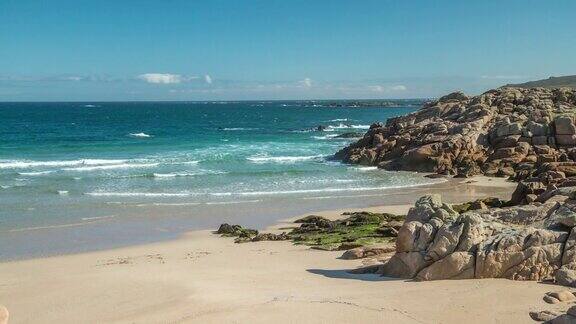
[0,175,515,262]
[0,175,554,324]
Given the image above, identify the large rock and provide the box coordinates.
[379,251,429,278]
[377,194,576,285]
[557,134,576,146]
[562,229,576,265]
[555,266,576,287]
[546,202,576,229]
[439,91,469,102]
[475,228,566,281]
[555,116,576,135]
[335,87,576,178]
[416,252,475,280]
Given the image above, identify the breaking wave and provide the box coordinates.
[246,155,325,164]
[63,163,158,172]
[129,132,152,138]
[0,159,128,169]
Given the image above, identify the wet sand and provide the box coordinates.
[0,175,515,261]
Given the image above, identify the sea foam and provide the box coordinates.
[312,134,339,140]
[63,163,158,172]
[0,159,127,169]
[246,155,324,164]
[152,170,225,178]
[351,166,379,171]
[207,184,430,197]
[221,127,258,131]
[85,192,194,197]
[326,123,370,130]
[129,132,152,138]
[18,171,54,176]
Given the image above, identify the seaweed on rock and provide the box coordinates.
[215,211,404,250]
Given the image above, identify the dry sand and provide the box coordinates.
[0,177,565,323]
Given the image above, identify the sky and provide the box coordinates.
[1,0,575,101]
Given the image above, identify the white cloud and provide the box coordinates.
[0,74,122,82]
[368,85,407,92]
[62,76,83,81]
[138,73,182,84]
[390,85,407,91]
[299,78,312,88]
[204,75,212,84]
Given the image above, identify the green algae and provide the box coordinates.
[216,211,403,250]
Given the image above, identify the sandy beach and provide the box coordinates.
[0,177,565,323]
[2,2,575,322]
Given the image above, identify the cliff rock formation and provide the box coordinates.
[336,87,576,181]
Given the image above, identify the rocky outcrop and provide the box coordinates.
[368,194,576,285]
[336,87,576,179]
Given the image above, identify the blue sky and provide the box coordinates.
[1,0,575,101]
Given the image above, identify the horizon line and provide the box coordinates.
[0,97,434,104]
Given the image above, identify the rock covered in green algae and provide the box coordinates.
[291,215,334,233]
[215,211,405,250]
[294,215,330,223]
[290,211,404,251]
[215,223,290,243]
[215,223,259,243]
[251,232,290,242]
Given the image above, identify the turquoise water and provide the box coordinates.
[0,101,437,259]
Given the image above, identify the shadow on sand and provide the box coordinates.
[307,268,404,282]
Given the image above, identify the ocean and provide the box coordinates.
[0,101,440,259]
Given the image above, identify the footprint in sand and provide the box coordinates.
[185,251,211,260]
[97,257,132,266]
[96,254,166,266]
[146,254,165,264]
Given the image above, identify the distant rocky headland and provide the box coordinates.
[506,74,576,89]
[284,99,426,108]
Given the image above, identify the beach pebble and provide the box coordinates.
[547,290,576,302]
[530,310,561,322]
[341,248,365,260]
[0,305,8,324]
[544,295,561,304]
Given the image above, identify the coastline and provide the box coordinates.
[0,176,555,324]
[0,175,514,261]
